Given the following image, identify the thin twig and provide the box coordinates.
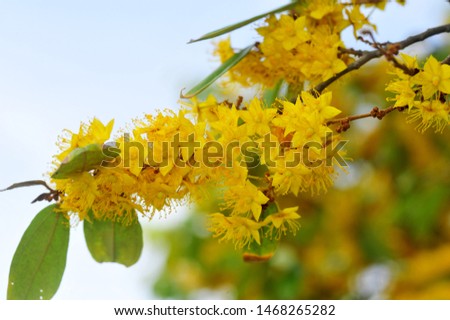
[338,47,370,57]
[389,56,417,76]
[326,106,395,124]
[326,106,406,133]
[0,180,53,192]
[0,179,60,204]
[314,24,450,93]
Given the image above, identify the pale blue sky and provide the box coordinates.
[0,1,448,299]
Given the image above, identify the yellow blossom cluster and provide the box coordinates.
[52,119,141,224]
[386,54,450,133]
[51,92,346,249]
[214,0,386,88]
[48,0,420,252]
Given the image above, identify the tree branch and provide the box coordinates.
[0,180,53,192]
[441,54,450,65]
[314,23,450,94]
[0,179,60,204]
[326,106,406,133]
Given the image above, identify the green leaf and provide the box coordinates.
[83,211,143,267]
[188,2,298,43]
[52,143,107,179]
[181,44,254,98]
[7,204,70,300]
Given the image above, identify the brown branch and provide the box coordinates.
[0,179,60,204]
[389,56,418,76]
[326,106,406,133]
[441,54,450,65]
[338,47,370,57]
[314,23,450,94]
[0,180,53,192]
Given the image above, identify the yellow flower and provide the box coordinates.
[386,79,416,108]
[219,161,248,186]
[83,118,115,146]
[301,91,341,121]
[345,5,376,37]
[208,213,262,248]
[139,165,190,212]
[209,104,240,133]
[213,37,234,61]
[133,110,200,176]
[90,168,141,224]
[214,38,270,87]
[239,98,277,137]
[401,53,419,69]
[117,134,149,177]
[181,94,220,123]
[223,181,269,221]
[311,53,347,81]
[273,94,336,148]
[392,53,419,79]
[308,0,342,20]
[413,55,450,99]
[272,97,305,137]
[56,118,114,162]
[263,206,301,239]
[408,100,449,133]
[270,150,311,196]
[305,0,349,32]
[55,172,99,221]
[214,0,363,89]
[271,15,310,51]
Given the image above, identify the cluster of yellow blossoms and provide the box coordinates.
[50,0,448,253]
[386,54,450,133]
[51,92,346,249]
[214,0,395,88]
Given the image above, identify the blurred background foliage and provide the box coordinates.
[147,46,450,300]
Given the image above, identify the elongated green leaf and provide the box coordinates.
[181,45,254,98]
[188,2,298,43]
[52,144,106,179]
[84,211,143,267]
[7,204,70,300]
